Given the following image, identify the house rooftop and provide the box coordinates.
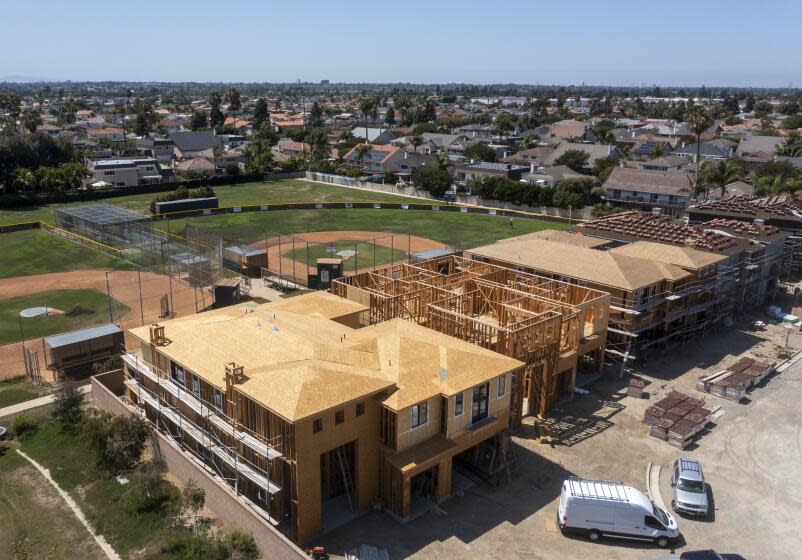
[496,229,612,249]
[610,241,728,270]
[467,237,690,291]
[129,293,522,422]
[603,167,691,196]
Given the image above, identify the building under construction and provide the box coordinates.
[121,291,531,542]
[464,231,733,369]
[331,254,611,419]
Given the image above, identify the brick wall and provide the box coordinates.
[91,371,308,560]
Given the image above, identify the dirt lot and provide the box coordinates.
[0,269,202,380]
[318,319,802,559]
[253,230,446,284]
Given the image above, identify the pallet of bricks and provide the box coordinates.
[644,391,712,449]
[696,357,774,402]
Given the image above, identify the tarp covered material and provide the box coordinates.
[44,323,122,349]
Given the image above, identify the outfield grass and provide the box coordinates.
[0,179,423,226]
[165,208,567,248]
[0,445,107,559]
[0,229,135,279]
[0,289,129,346]
[282,238,408,268]
[0,376,44,408]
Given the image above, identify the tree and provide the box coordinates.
[225,163,241,177]
[51,382,84,429]
[307,101,324,128]
[182,484,206,531]
[463,143,496,163]
[357,95,378,143]
[385,106,396,126]
[591,155,619,181]
[782,114,802,131]
[84,410,151,472]
[778,101,800,116]
[700,159,746,199]
[306,127,329,170]
[411,164,452,198]
[494,112,517,141]
[745,92,755,112]
[252,98,269,129]
[777,133,802,157]
[686,106,713,194]
[224,87,241,113]
[554,149,590,172]
[132,98,157,137]
[0,92,22,132]
[189,110,208,131]
[20,108,42,133]
[208,91,224,129]
[354,144,372,171]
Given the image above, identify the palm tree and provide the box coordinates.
[307,128,329,170]
[686,106,714,196]
[355,144,372,173]
[410,136,423,153]
[776,133,802,157]
[357,96,378,143]
[700,159,746,199]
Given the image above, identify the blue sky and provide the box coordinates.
[2,0,801,87]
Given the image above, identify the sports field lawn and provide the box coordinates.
[164,208,567,248]
[15,418,179,557]
[282,239,408,268]
[0,289,129,346]
[0,376,44,408]
[0,179,423,226]
[0,229,135,280]
[0,444,107,560]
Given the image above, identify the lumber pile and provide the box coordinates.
[697,357,774,401]
[644,390,712,448]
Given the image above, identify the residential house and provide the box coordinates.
[502,146,555,166]
[454,162,529,185]
[736,135,787,168]
[87,157,164,187]
[136,137,175,164]
[351,127,397,145]
[86,127,125,143]
[672,141,733,161]
[521,165,589,187]
[169,130,222,160]
[175,157,216,176]
[638,155,691,172]
[342,144,436,177]
[602,167,692,210]
[453,123,493,140]
[547,119,589,141]
[544,143,619,169]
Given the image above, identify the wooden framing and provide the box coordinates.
[332,255,611,419]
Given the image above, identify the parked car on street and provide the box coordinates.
[671,459,709,516]
[558,477,680,548]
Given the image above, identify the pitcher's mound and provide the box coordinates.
[19,306,64,318]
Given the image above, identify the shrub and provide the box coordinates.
[84,410,151,472]
[158,529,259,560]
[11,414,38,438]
[51,382,84,430]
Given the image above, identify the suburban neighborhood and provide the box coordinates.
[1,2,802,560]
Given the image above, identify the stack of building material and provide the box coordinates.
[643,390,712,446]
[628,377,646,398]
[701,357,775,401]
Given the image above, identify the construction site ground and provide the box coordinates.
[318,318,802,559]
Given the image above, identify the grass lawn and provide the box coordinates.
[282,238,408,268]
[18,418,179,557]
[0,229,135,279]
[0,445,107,559]
[164,208,567,248]
[0,179,423,226]
[0,289,129,346]
[0,376,44,408]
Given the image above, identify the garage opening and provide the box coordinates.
[409,464,439,518]
[320,441,357,532]
[453,431,513,488]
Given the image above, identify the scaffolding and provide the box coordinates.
[332,255,610,418]
[121,350,285,527]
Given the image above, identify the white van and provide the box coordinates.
[558,477,680,548]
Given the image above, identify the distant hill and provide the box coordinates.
[0,75,51,83]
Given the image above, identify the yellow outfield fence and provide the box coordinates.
[39,222,123,256]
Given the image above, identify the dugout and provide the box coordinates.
[223,245,269,277]
[213,278,242,308]
[54,204,150,247]
[308,257,343,289]
[155,196,219,215]
[44,323,124,379]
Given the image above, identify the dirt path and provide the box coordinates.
[252,230,447,284]
[16,449,121,560]
[0,269,201,380]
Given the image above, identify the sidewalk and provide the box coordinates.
[0,384,91,418]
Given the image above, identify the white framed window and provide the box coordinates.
[104,170,115,176]
[410,400,428,429]
[454,393,464,417]
[214,388,224,412]
[191,375,200,398]
[497,375,507,398]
